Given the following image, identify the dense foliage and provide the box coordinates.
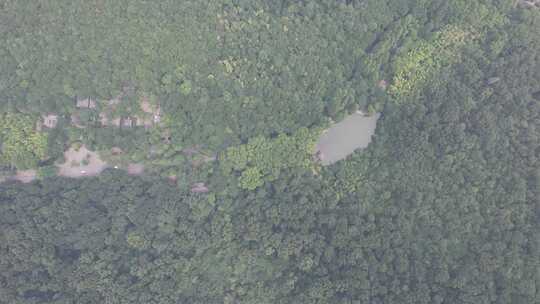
[0,113,47,170]
[0,0,539,303]
[220,127,320,189]
[388,25,470,98]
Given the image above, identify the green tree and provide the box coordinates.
[0,112,48,169]
[238,167,264,190]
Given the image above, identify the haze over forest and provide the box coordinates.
[0,1,539,303]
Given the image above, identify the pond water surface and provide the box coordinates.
[316,112,380,165]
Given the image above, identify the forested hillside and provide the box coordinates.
[1,0,539,303]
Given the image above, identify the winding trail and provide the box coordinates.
[5,145,145,184]
[13,170,38,183]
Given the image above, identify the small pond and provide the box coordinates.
[316,112,380,165]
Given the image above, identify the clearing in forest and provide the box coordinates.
[57,145,108,178]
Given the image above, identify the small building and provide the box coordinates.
[42,114,59,128]
[122,117,134,128]
[76,98,97,109]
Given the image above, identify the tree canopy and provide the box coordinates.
[0,0,539,303]
[0,112,47,170]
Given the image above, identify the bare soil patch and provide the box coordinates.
[127,163,144,175]
[57,145,108,178]
[14,170,37,183]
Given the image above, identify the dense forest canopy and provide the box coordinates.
[0,0,539,303]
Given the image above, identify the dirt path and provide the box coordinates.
[3,145,147,184]
[127,163,144,175]
[13,170,38,183]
